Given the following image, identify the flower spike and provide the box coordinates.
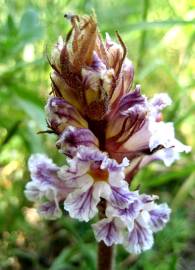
[25,14,190,257]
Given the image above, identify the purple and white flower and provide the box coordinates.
[59,147,131,221]
[92,192,171,254]
[25,154,72,220]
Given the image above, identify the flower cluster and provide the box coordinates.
[25,14,190,254]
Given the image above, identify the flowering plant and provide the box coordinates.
[25,14,191,270]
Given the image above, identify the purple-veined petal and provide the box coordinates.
[64,184,99,222]
[106,88,149,163]
[101,156,129,171]
[109,185,136,208]
[101,157,128,186]
[56,126,99,157]
[38,201,62,220]
[28,154,58,184]
[124,220,154,254]
[92,217,124,246]
[106,196,142,229]
[117,199,142,221]
[28,153,71,192]
[139,194,159,212]
[149,203,171,232]
[27,153,72,205]
[140,194,158,204]
[45,97,88,134]
[59,166,93,188]
[106,119,149,163]
[77,146,107,163]
[118,85,146,112]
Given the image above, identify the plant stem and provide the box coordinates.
[137,0,150,70]
[97,199,115,270]
[89,120,114,270]
[98,241,114,270]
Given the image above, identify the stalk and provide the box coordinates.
[98,241,114,270]
[89,119,115,270]
[97,200,114,270]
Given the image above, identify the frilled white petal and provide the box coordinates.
[140,194,159,211]
[92,217,124,246]
[64,182,99,222]
[93,181,111,201]
[124,220,154,254]
[101,158,128,187]
[58,149,95,187]
[24,181,43,202]
[149,203,171,232]
[150,93,172,111]
[152,139,191,166]
[25,178,59,202]
[28,154,59,183]
[149,122,175,151]
[58,165,93,188]
[77,146,107,163]
[28,153,71,201]
[107,199,142,227]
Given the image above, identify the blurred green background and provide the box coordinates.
[0,0,195,269]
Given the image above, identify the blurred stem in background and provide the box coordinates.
[137,0,150,71]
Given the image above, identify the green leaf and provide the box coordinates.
[14,96,45,129]
[172,173,195,209]
[19,9,44,42]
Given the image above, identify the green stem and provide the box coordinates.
[137,0,150,70]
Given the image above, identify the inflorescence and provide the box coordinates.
[25,14,191,254]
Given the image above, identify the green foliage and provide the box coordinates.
[0,0,194,269]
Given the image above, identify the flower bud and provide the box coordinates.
[56,126,99,157]
[45,97,88,134]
